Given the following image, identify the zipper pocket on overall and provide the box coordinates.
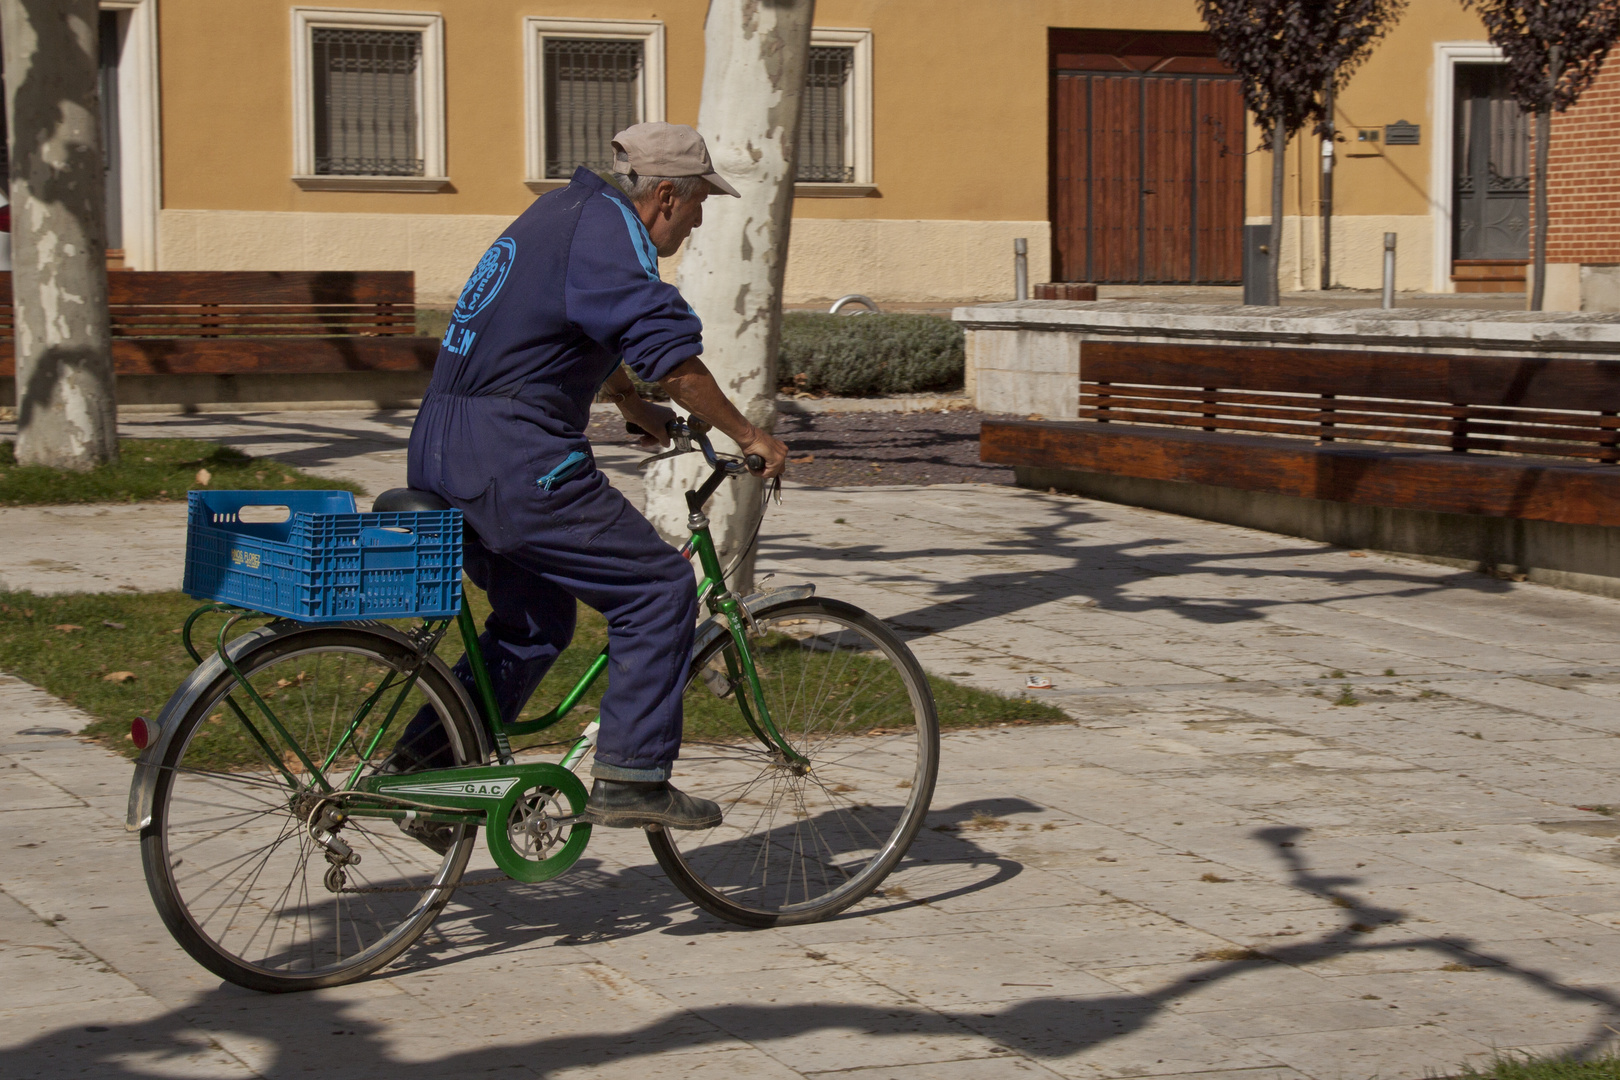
[535,450,590,491]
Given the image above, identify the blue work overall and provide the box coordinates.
[401,168,702,781]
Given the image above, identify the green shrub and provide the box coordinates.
[778,313,964,396]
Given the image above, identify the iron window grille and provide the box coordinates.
[545,38,643,178]
[797,45,854,183]
[312,28,423,177]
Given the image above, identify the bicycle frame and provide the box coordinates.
[181,426,801,880]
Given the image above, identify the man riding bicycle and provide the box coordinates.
[385,122,789,835]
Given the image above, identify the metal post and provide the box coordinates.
[1014,237,1029,301]
[1320,125,1335,291]
[1381,232,1397,309]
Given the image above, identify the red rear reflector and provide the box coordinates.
[130,716,153,750]
[0,205,11,233]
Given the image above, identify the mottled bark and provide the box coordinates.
[643,0,814,594]
[2,0,116,469]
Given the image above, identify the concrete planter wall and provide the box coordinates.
[955,301,1620,597]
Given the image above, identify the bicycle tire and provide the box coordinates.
[647,597,939,926]
[141,625,484,993]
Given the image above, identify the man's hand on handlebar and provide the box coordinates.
[739,427,789,479]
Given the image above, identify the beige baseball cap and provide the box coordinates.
[611,122,741,197]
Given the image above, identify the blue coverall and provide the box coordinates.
[401,167,702,781]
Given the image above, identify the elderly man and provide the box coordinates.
[390,122,788,835]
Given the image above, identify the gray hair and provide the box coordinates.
[615,172,708,203]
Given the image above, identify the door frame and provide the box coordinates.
[1431,41,1505,293]
[98,0,161,270]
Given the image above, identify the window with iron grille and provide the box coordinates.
[545,38,643,178]
[797,45,853,183]
[312,28,422,177]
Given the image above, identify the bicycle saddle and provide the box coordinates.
[372,487,452,513]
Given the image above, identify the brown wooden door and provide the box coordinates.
[1052,49,1243,284]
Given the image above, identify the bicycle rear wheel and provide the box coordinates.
[647,597,939,926]
[141,625,483,992]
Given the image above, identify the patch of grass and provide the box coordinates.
[0,439,359,506]
[1579,804,1617,816]
[0,586,1070,764]
[1332,685,1361,707]
[1199,872,1232,883]
[1458,1052,1620,1080]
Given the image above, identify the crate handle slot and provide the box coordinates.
[238,505,291,524]
[361,527,418,550]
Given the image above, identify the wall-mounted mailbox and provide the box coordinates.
[1385,120,1421,145]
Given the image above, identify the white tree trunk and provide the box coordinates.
[2,0,117,469]
[643,0,814,594]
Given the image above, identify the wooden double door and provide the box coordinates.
[1051,34,1245,285]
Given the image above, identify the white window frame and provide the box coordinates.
[1431,41,1507,292]
[291,6,448,192]
[523,17,665,194]
[797,27,874,198]
[99,0,161,269]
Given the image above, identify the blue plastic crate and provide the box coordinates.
[183,490,463,622]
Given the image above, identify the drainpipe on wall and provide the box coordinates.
[1321,89,1334,291]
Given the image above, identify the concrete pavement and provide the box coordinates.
[6,409,1620,1078]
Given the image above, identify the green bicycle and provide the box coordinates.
[126,418,940,993]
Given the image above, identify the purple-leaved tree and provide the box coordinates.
[1197,0,1405,305]
[1462,0,1620,311]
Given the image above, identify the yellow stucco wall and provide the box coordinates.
[152,0,1498,297]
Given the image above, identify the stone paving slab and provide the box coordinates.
[7,409,1620,1077]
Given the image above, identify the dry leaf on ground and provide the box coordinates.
[196,467,212,486]
[102,671,136,683]
[53,624,83,633]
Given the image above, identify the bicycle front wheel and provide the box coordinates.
[141,625,484,993]
[647,597,939,926]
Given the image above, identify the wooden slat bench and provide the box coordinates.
[980,341,1620,528]
[0,271,440,378]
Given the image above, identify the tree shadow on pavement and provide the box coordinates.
[118,410,415,476]
[761,496,1518,637]
[13,822,1620,1078]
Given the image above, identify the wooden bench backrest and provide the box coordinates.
[1079,341,1620,463]
[0,271,418,338]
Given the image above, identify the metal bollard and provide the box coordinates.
[1014,238,1029,301]
[1381,232,1397,309]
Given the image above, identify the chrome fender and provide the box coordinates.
[126,620,485,832]
[690,583,817,663]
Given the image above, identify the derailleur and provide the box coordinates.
[308,800,363,893]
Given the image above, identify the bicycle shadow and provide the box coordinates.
[13,825,1620,1078]
[215,795,1031,981]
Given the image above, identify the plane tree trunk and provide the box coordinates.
[642,0,815,594]
[2,0,117,469]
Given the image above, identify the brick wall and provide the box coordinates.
[1545,59,1620,265]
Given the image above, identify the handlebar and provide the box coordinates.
[627,417,766,475]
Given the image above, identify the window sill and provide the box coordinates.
[795,183,878,198]
[293,175,452,193]
[526,179,880,198]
